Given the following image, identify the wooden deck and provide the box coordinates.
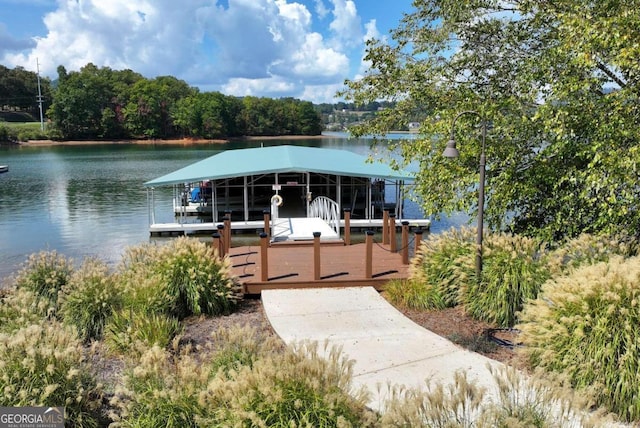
[228,241,410,295]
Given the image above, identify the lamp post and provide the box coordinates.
[443,111,486,279]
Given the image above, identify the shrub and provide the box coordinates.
[104,310,183,356]
[384,279,446,310]
[0,322,103,427]
[59,258,122,342]
[0,288,50,334]
[13,250,74,315]
[410,227,476,307]
[517,256,640,422]
[462,233,550,327]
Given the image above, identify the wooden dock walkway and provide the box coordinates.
[228,241,410,295]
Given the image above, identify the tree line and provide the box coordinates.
[1,63,323,140]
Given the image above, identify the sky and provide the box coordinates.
[0,0,415,103]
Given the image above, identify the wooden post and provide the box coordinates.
[216,224,225,257]
[224,211,232,253]
[401,221,409,265]
[343,208,351,245]
[365,230,374,279]
[313,231,321,280]
[263,209,271,240]
[414,228,424,257]
[389,213,397,252]
[212,232,222,257]
[382,210,389,245]
[260,232,269,282]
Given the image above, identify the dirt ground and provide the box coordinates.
[180,295,522,368]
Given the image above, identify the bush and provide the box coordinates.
[110,326,377,427]
[13,250,74,316]
[0,322,103,427]
[518,256,640,422]
[384,279,446,310]
[410,227,476,307]
[462,233,550,327]
[59,258,122,342]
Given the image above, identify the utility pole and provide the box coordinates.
[36,58,44,131]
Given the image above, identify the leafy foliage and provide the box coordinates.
[47,63,323,140]
[518,256,640,422]
[340,0,640,241]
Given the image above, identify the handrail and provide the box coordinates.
[309,196,340,235]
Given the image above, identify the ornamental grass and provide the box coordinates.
[0,288,50,334]
[461,233,550,327]
[0,321,103,427]
[380,367,611,427]
[517,256,640,422]
[383,278,446,311]
[110,325,377,428]
[59,258,122,342]
[410,227,476,307]
[13,250,74,316]
[118,237,242,319]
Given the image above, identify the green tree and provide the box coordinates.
[172,91,243,139]
[340,0,640,241]
[123,76,193,139]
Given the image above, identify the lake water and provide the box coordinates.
[0,135,467,284]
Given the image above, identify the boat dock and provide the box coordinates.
[223,226,420,295]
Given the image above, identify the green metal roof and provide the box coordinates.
[144,145,413,187]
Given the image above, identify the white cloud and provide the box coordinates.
[328,0,362,47]
[314,0,330,19]
[0,0,376,103]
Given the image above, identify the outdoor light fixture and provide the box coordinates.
[443,111,487,279]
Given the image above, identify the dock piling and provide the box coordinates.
[260,232,269,281]
[212,232,223,257]
[382,210,389,245]
[343,208,351,245]
[263,209,270,240]
[414,228,424,256]
[365,230,374,279]
[402,221,410,264]
[389,214,397,253]
[224,211,232,253]
[216,224,225,257]
[313,232,321,280]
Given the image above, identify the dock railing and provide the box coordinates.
[309,196,340,236]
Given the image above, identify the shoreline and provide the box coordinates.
[18,134,331,147]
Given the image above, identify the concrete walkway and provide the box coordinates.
[261,286,503,412]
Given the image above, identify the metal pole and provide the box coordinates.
[476,121,486,279]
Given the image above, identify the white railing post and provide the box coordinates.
[309,196,340,236]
